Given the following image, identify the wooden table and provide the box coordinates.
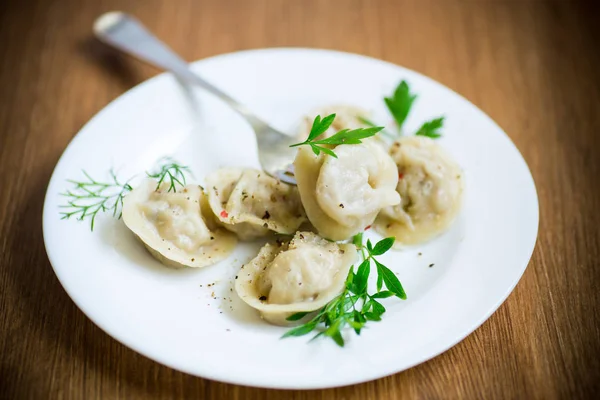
[1,0,599,398]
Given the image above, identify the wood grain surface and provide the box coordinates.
[1,0,599,398]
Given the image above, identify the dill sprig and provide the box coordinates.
[59,169,132,231]
[290,114,384,158]
[60,157,191,231]
[282,234,406,347]
[146,157,192,192]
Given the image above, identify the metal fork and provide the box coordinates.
[93,12,297,184]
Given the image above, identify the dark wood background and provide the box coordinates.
[1,0,599,398]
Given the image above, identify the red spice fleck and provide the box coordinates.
[398,172,404,179]
[364,225,372,231]
[220,210,229,218]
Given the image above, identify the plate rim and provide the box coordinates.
[42,47,540,389]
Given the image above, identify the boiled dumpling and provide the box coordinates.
[235,231,356,325]
[205,168,306,241]
[375,136,464,245]
[297,105,370,141]
[122,179,236,268]
[294,141,401,241]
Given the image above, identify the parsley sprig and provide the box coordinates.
[282,234,406,347]
[290,114,384,158]
[363,80,445,139]
[60,157,191,231]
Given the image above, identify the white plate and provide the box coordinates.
[43,48,538,389]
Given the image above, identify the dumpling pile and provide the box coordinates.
[295,106,464,246]
[234,231,356,325]
[120,105,464,328]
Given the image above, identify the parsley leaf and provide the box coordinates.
[290,114,384,158]
[357,116,394,138]
[374,259,407,300]
[370,237,395,255]
[415,117,445,138]
[281,321,318,338]
[353,258,371,295]
[384,80,417,130]
[285,311,309,322]
[307,113,336,141]
[315,127,383,146]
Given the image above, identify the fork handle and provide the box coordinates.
[94,12,257,121]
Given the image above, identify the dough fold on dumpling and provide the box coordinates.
[235,232,356,325]
[294,141,401,241]
[205,168,306,241]
[375,136,464,245]
[122,179,236,268]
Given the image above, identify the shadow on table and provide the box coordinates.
[78,36,150,91]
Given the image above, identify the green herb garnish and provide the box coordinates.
[415,117,445,139]
[60,157,191,231]
[146,157,192,192]
[59,169,133,231]
[282,235,406,347]
[356,116,394,139]
[379,80,445,138]
[290,114,384,158]
[384,80,417,131]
